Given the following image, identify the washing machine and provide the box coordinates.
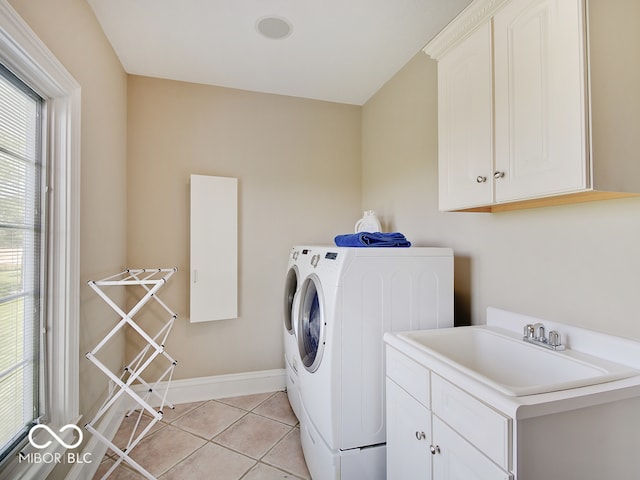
[283,246,326,420]
[295,247,454,480]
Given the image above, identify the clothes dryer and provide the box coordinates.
[295,247,454,480]
[283,246,325,420]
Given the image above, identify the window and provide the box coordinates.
[0,63,44,463]
[0,2,80,478]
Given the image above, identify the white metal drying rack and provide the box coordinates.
[85,268,179,480]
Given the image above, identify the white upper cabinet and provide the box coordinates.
[493,0,586,202]
[426,0,640,212]
[438,22,493,211]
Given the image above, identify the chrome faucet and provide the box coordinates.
[533,323,546,342]
[523,323,565,351]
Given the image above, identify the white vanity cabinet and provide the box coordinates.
[427,0,640,212]
[386,347,512,480]
[384,308,640,479]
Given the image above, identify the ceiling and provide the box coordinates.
[87,0,472,106]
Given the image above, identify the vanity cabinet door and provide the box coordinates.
[493,0,587,202]
[386,379,432,480]
[432,417,512,480]
[431,375,511,470]
[437,21,493,211]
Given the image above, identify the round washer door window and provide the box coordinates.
[298,276,325,372]
[283,267,298,335]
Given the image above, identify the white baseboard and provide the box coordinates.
[130,368,286,408]
[65,368,286,479]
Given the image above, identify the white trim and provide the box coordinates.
[66,369,286,480]
[0,1,80,478]
[128,368,287,408]
[422,0,510,60]
[46,90,82,428]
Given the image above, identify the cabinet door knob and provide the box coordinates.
[429,444,441,455]
[494,171,505,179]
[476,176,487,183]
[415,431,426,440]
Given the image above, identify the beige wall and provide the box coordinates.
[362,52,640,339]
[7,0,128,417]
[126,76,361,378]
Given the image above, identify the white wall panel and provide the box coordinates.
[190,174,238,322]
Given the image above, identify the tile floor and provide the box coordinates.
[93,391,311,480]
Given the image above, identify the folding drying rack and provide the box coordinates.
[85,268,179,480]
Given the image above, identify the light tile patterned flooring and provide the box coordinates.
[93,391,311,480]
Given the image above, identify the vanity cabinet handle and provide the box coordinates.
[429,444,441,455]
[476,176,487,183]
[415,431,426,440]
[494,171,505,179]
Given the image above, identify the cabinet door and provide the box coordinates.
[190,175,238,322]
[386,379,432,480]
[432,417,512,480]
[437,22,493,211]
[493,0,587,202]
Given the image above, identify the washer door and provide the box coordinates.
[283,267,298,335]
[298,275,325,372]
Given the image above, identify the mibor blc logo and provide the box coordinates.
[18,424,92,465]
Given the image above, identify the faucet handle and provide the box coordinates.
[537,326,546,342]
[523,324,535,338]
[549,330,562,347]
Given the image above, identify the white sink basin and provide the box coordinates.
[398,326,639,396]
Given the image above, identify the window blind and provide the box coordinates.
[0,64,44,462]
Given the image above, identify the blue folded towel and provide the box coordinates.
[334,232,412,248]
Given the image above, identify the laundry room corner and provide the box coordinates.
[125,75,363,385]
